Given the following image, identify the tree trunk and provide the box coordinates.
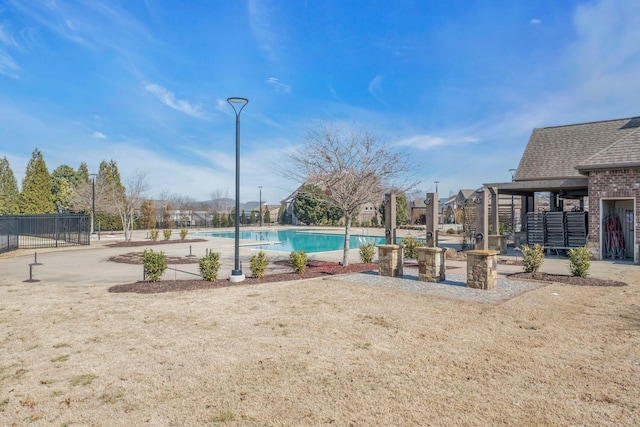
[343,215,351,266]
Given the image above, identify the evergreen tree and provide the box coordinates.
[19,148,55,214]
[228,211,234,227]
[293,184,328,225]
[212,213,221,228]
[51,164,79,213]
[241,209,246,225]
[0,156,20,214]
[219,212,228,227]
[139,200,156,229]
[77,162,90,184]
[250,210,257,225]
[379,193,409,226]
[264,205,271,224]
[396,193,409,226]
[277,203,287,225]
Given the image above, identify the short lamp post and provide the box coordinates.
[228,97,249,283]
[259,186,263,227]
[90,173,97,235]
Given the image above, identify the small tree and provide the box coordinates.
[359,243,376,263]
[401,236,425,259]
[199,251,221,281]
[568,246,591,277]
[286,122,415,266]
[522,244,544,273]
[142,249,167,282]
[289,250,307,274]
[250,251,269,278]
[264,205,271,224]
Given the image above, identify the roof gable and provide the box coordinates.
[576,126,640,171]
[515,117,640,181]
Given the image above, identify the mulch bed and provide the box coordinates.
[109,252,199,265]
[507,272,627,287]
[108,261,378,294]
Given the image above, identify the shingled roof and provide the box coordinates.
[515,116,640,181]
[576,125,640,172]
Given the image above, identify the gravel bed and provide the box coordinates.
[334,267,548,304]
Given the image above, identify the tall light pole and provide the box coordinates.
[227,97,248,283]
[434,180,439,193]
[509,169,516,232]
[90,173,97,235]
[258,186,263,227]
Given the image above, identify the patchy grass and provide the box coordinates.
[69,374,97,387]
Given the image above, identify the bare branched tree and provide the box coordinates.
[209,188,232,214]
[286,122,416,266]
[106,172,148,241]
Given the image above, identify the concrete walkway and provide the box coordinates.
[0,228,636,286]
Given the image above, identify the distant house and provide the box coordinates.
[484,116,639,261]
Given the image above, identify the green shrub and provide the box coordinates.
[401,236,425,259]
[289,250,307,274]
[522,244,544,273]
[180,228,188,240]
[142,249,167,282]
[199,251,221,281]
[149,228,159,241]
[163,229,172,241]
[568,246,591,277]
[359,243,376,263]
[446,228,455,235]
[250,251,269,278]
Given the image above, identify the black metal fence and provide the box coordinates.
[0,214,91,254]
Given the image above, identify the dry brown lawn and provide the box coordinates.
[1,267,639,426]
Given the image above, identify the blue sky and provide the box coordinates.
[1,0,639,205]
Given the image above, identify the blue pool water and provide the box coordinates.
[198,229,385,253]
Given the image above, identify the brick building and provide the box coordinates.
[484,117,639,262]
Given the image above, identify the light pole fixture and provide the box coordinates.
[434,180,439,193]
[258,186,263,227]
[90,173,97,235]
[509,169,517,232]
[227,97,249,283]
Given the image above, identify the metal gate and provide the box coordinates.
[0,214,90,253]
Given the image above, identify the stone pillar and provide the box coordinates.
[384,193,397,245]
[424,192,438,247]
[466,250,499,290]
[378,244,404,277]
[488,235,507,254]
[417,247,446,282]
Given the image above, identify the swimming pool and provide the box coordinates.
[197,229,385,253]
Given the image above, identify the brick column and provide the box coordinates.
[417,247,446,282]
[466,250,499,289]
[378,244,404,277]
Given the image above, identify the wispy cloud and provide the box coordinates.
[0,23,21,78]
[266,77,291,93]
[368,75,385,103]
[394,134,479,150]
[530,18,542,25]
[0,52,20,79]
[248,0,281,62]
[144,83,205,118]
[92,131,106,139]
